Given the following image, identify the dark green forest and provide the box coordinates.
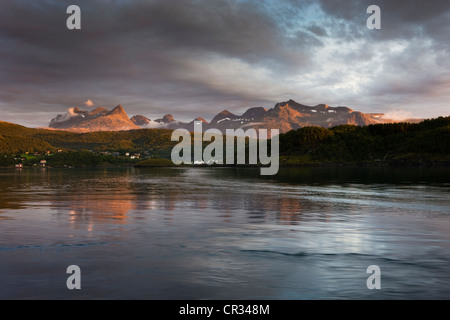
[279,116,450,165]
[0,116,449,167]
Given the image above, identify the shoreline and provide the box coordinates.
[135,161,450,169]
[0,162,450,170]
[2,160,450,170]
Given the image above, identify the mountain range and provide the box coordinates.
[48,100,417,133]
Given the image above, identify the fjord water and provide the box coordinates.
[0,167,449,299]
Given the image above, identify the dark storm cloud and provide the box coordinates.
[0,0,449,126]
[311,0,450,115]
[306,24,328,37]
[317,0,450,43]
[318,0,450,23]
[0,0,326,125]
[0,0,315,80]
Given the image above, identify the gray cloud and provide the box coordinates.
[0,0,449,127]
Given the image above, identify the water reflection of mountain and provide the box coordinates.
[0,167,318,227]
[0,167,315,226]
[0,168,51,211]
[50,168,186,224]
[2,167,447,228]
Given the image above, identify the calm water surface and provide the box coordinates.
[0,167,449,299]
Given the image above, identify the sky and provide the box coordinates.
[1,0,450,127]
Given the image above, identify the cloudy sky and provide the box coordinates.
[1,0,449,127]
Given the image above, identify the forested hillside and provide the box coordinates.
[279,116,450,165]
[0,116,449,167]
[0,122,175,154]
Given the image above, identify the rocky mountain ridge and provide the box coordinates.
[48,100,411,133]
